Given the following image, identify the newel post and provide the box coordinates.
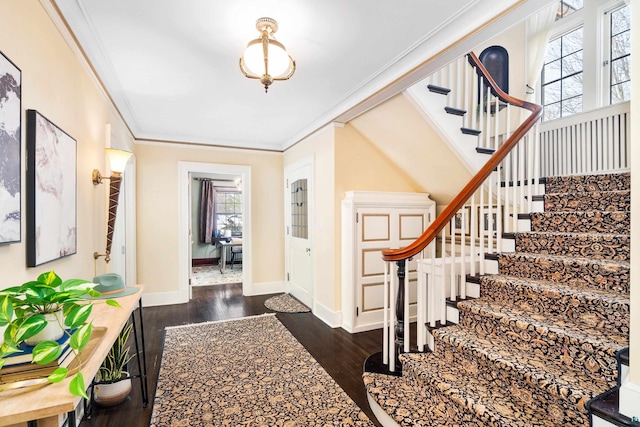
[394,259,406,368]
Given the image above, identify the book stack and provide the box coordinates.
[0,332,76,383]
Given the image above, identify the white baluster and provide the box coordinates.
[383,261,389,365]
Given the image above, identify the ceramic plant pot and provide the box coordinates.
[94,373,132,407]
[24,310,64,346]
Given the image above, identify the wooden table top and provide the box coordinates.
[0,284,144,427]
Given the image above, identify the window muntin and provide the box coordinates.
[557,0,583,20]
[215,192,242,236]
[609,4,631,103]
[542,27,584,121]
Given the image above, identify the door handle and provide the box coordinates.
[306,248,311,253]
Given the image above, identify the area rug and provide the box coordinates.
[264,293,311,313]
[192,265,242,286]
[150,314,372,426]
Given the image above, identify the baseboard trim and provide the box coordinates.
[142,289,189,307]
[192,258,218,266]
[243,281,285,296]
[313,301,342,328]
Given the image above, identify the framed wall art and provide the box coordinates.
[447,205,471,237]
[0,50,22,245]
[479,205,501,238]
[26,109,77,267]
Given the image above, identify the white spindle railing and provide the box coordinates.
[380,54,630,373]
[381,52,542,371]
[538,102,630,177]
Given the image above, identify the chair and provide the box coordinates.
[230,246,242,269]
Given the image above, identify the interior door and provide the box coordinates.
[285,161,313,308]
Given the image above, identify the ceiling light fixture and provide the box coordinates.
[239,17,295,93]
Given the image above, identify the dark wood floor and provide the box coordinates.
[80,284,383,427]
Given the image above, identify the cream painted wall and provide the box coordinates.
[135,143,284,295]
[284,123,428,321]
[350,94,472,205]
[0,0,132,287]
[283,126,336,320]
[334,124,424,308]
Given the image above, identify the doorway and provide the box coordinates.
[178,162,252,301]
[190,172,244,287]
[284,158,314,309]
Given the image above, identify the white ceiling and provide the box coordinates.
[53,0,533,151]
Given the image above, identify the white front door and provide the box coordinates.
[285,160,313,308]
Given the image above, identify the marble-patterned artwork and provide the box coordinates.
[0,51,21,244]
[27,110,76,266]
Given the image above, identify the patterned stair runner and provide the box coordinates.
[364,172,630,426]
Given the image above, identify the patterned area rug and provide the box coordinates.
[192,265,242,286]
[264,293,311,313]
[150,314,372,426]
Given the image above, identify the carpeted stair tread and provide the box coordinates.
[544,172,630,194]
[479,274,629,334]
[543,190,629,212]
[400,349,591,427]
[366,365,552,427]
[513,231,629,261]
[364,170,631,426]
[363,371,487,427]
[423,326,612,410]
[530,211,629,234]
[498,252,629,294]
[457,298,628,382]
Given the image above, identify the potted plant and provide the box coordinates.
[94,321,135,406]
[0,270,120,398]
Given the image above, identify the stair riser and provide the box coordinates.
[544,191,630,213]
[479,277,630,335]
[514,233,630,261]
[544,173,630,194]
[406,335,593,426]
[457,305,620,385]
[498,254,630,294]
[531,212,630,234]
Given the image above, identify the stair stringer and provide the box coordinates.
[404,85,487,174]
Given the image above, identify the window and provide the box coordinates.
[542,27,584,121]
[290,179,308,239]
[608,4,631,103]
[216,192,242,236]
[556,0,583,20]
[540,0,631,121]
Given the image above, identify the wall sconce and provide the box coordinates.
[93,148,132,263]
[239,17,296,93]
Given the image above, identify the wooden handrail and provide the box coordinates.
[382,52,542,262]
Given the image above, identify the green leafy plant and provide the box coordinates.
[0,270,120,398]
[97,321,135,383]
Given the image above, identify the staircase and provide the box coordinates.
[364,171,631,426]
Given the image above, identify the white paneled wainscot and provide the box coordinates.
[341,191,436,333]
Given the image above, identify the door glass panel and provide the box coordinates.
[291,179,308,239]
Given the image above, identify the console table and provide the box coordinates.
[0,285,147,427]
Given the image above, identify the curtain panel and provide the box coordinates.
[199,180,216,244]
